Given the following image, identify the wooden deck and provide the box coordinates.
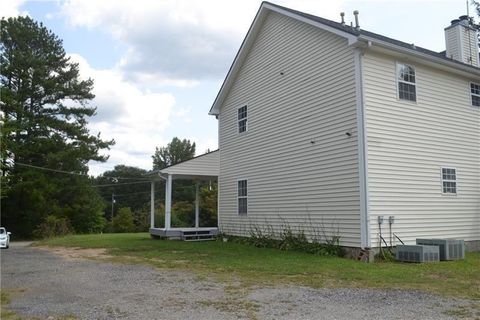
[149,227,219,241]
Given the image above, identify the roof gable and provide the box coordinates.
[209,1,480,116]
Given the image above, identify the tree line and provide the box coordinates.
[0,16,216,238]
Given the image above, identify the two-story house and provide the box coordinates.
[207,2,480,252]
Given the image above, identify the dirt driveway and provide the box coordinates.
[0,242,472,319]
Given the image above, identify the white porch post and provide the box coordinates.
[165,174,172,230]
[195,181,200,229]
[150,181,155,229]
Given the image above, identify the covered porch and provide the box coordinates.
[146,150,219,241]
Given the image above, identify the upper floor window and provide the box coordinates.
[470,83,480,107]
[238,179,248,215]
[238,105,247,133]
[397,63,416,102]
[441,167,457,194]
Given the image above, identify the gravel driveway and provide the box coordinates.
[0,242,472,320]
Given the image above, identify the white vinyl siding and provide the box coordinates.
[159,150,219,177]
[218,12,361,247]
[461,26,479,66]
[363,50,480,247]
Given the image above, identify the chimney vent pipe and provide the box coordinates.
[340,12,345,25]
[353,10,360,30]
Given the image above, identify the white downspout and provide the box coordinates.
[354,47,371,249]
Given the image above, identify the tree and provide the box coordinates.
[112,207,135,233]
[0,16,113,237]
[152,137,195,170]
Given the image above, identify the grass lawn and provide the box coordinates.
[38,233,480,300]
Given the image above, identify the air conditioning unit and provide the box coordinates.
[416,239,465,260]
[396,245,440,263]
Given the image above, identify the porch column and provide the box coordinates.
[195,181,200,228]
[165,174,172,230]
[150,181,155,228]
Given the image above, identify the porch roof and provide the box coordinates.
[146,150,219,181]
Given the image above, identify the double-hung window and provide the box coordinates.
[441,168,457,194]
[397,63,416,102]
[470,83,480,107]
[238,105,247,133]
[237,179,248,215]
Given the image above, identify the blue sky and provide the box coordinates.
[3,0,471,175]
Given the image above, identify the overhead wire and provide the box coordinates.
[13,162,152,181]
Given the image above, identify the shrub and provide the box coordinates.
[112,207,135,233]
[33,215,73,239]
[224,220,344,257]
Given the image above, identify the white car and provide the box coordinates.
[0,227,11,249]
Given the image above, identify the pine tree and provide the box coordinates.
[0,16,114,237]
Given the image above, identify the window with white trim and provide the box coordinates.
[397,63,416,102]
[238,105,247,133]
[470,83,480,107]
[237,179,247,215]
[441,168,457,194]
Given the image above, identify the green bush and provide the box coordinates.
[225,222,344,257]
[112,207,135,233]
[33,215,73,239]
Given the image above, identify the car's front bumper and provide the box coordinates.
[0,239,8,248]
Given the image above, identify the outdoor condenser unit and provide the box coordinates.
[416,239,465,260]
[396,245,440,263]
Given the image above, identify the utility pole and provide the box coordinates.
[111,193,115,221]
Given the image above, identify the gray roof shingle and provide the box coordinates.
[265,1,480,71]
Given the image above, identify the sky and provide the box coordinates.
[2,0,472,175]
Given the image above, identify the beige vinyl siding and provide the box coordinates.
[461,26,479,67]
[445,26,461,62]
[363,50,480,247]
[160,151,219,177]
[218,12,361,247]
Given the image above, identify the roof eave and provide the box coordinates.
[358,35,480,77]
[209,2,357,116]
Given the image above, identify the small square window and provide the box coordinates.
[397,63,416,102]
[441,167,457,194]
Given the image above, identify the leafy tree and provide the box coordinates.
[94,165,151,218]
[0,16,113,237]
[152,137,195,170]
[112,207,135,233]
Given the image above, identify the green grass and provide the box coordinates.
[38,233,480,300]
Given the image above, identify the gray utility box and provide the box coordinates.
[396,245,440,263]
[416,239,465,261]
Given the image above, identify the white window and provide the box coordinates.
[441,167,457,194]
[238,105,247,133]
[470,83,480,107]
[397,63,416,102]
[237,179,248,215]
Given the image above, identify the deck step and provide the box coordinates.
[181,231,216,241]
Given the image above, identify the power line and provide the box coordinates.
[93,181,150,188]
[14,162,151,181]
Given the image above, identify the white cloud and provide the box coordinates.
[60,0,344,85]
[68,54,175,176]
[1,0,28,18]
